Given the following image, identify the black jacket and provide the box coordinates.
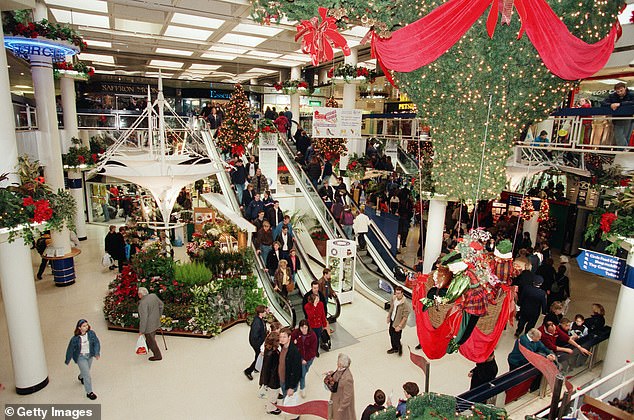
[601,89,634,108]
[249,316,266,349]
[518,285,547,317]
[231,165,247,185]
[282,343,302,390]
[267,207,284,227]
[259,348,280,389]
[266,250,281,273]
[105,232,125,260]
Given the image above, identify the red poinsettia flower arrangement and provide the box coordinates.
[327,67,334,78]
[273,82,283,91]
[298,81,309,89]
[356,67,369,78]
[348,161,358,170]
[22,196,53,223]
[599,212,618,233]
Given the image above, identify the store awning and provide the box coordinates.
[201,193,256,233]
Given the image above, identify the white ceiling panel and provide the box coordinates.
[209,45,249,54]
[155,48,194,56]
[232,23,284,37]
[164,25,213,41]
[49,9,110,28]
[246,67,278,74]
[115,18,163,35]
[189,64,222,70]
[171,13,224,29]
[44,0,108,13]
[148,59,184,69]
[78,53,115,63]
[246,50,282,59]
[218,33,266,47]
[201,52,238,61]
[84,39,112,48]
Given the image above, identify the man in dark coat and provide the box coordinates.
[515,276,548,337]
[230,159,247,204]
[601,82,634,146]
[138,287,164,361]
[105,225,126,272]
[278,327,302,397]
[244,305,268,380]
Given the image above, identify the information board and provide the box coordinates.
[576,249,627,281]
[312,107,362,138]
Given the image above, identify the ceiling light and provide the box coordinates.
[246,51,282,59]
[597,79,625,85]
[155,48,193,57]
[218,33,266,47]
[268,59,301,67]
[209,45,249,54]
[280,54,311,62]
[115,19,163,35]
[78,53,114,63]
[145,72,174,78]
[189,64,221,70]
[148,59,184,69]
[49,9,110,28]
[201,52,237,61]
[14,85,32,89]
[171,13,224,29]
[84,39,111,48]
[246,67,278,74]
[232,23,284,37]
[44,0,108,13]
[164,25,213,41]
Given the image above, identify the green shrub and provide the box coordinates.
[175,262,213,286]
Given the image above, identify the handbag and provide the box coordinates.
[286,282,295,292]
[324,370,342,393]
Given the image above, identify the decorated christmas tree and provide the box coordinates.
[215,84,256,156]
[251,0,625,201]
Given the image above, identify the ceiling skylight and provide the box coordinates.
[171,13,224,29]
[218,33,266,47]
[189,64,221,71]
[268,59,302,67]
[209,45,249,54]
[164,26,213,41]
[246,51,282,59]
[45,0,108,13]
[49,9,110,28]
[155,48,194,57]
[115,19,163,35]
[280,54,311,62]
[246,67,278,74]
[148,60,184,69]
[84,39,112,48]
[78,53,115,63]
[201,52,237,61]
[232,23,284,37]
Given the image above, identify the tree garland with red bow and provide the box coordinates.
[215,84,256,157]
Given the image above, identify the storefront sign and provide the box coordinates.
[312,107,362,138]
[576,249,627,280]
[4,36,78,62]
[210,89,232,100]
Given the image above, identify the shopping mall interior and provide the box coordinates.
[0,0,633,419]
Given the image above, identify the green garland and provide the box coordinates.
[2,10,87,51]
[249,0,624,201]
[584,181,634,254]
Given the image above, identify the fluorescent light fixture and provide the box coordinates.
[84,39,111,48]
[14,85,32,89]
[268,59,301,67]
[189,64,221,70]
[209,45,249,54]
[115,19,162,35]
[44,0,108,13]
[201,52,237,61]
[49,9,110,28]
[148,59,184,69]
[171,13,224,29]
[342,26,369,38]
[78,53,114,63]
[246,67,278,74]
[597,79,625,85]
[280,54,311,62]
[246,50,282,59]
[232,23,284,37]
[218,33,266,47]
[145,72,174,78]
[164,25,213,41]
[155,48,193,56]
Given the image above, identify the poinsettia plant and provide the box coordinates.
[274,79,312,95]
[331,64,377,83]
[2,10,87,51]
[54,60,95,79]
[63,138,99,168]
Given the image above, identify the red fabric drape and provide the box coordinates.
[276,400,329,419]
[372,0,619,81]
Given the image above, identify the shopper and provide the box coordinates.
[278,327,302,401]
[387,286,410,356]
[259,332,281,415]
[340,206,355,239]
[35,231,51,280]
[601,82,634,146]
[353,205,370,250]
[468,352,498,390]
[361,389,386,420]
[65,319,100,400]
[291,320,318,398]
[304,293,328,357]
[396,382,419,417]
[584,303,606,332]
[515,276,548,337]
[137,287,164,361]
[328,353,356,420]
[508,328,556,371]
[273,259,293,298]
[104,225,120,271]
[230,158,247,204]
[244,305,268,381]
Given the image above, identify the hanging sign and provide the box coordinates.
[312,107,362,138]
[576,248,627,281]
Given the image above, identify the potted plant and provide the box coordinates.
[310,225,329,256]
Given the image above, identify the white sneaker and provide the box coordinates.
[300,389,306,398]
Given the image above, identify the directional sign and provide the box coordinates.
[576,249,627,281]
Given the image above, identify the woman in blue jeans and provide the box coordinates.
[65,319,101,400]
[290,319,318,398]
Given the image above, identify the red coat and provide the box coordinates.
[291,328,318,362]
[304,301,327,330]
[538,325,570,352]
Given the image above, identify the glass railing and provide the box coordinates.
[397,145,419,174]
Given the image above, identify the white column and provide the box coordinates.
[340,48,363,171]
[67,170,87,240]
[0,24,49,395]
[60,76,79,141]
[600,241,634,392]
[319,68,329,85]
[34,0,47,20]
[31,56,71,255]
[423,196,447,273]
[522,198,541,247]
[290,66,301,136]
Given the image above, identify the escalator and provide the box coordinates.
[277,135,409,307]
[396,144,419,175]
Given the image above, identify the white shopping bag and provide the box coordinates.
[136,335,148,355]
[282,392,299,407]
[255,352,264,372]
[102,253,114,267]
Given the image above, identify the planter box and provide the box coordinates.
[106,316,247,338]
[312,238,327,257]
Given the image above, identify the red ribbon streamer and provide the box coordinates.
[296,8,350,66]
[275,400,329,419]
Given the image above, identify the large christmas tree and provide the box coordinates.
[215,84,256,156]
[251,0,624,201]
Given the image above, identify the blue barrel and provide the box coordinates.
[51,257,76,287]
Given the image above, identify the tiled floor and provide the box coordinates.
[0,224,622,419]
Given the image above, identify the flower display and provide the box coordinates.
[331,64,377,82]
[54,61,95,79]
[273,79,312,95]
[63,138,99,168]
[3,11,87,51]
[584,180,634,254]
[520,197,536,221]
[599,212,618,233]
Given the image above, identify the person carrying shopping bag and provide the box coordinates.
[65,319,101,400]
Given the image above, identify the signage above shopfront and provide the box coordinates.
[4,36,78,62]
[576,248,627,281]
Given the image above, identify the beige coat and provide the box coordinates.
[387,297,410,329]
[330,368,356,420]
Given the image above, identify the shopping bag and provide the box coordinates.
[282,392,299,407]
[257,385,268,399]
[101,253,114,267]
[255,352,264,372]
[136,335,148,355]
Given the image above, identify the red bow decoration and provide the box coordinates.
[295,7,350,66]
